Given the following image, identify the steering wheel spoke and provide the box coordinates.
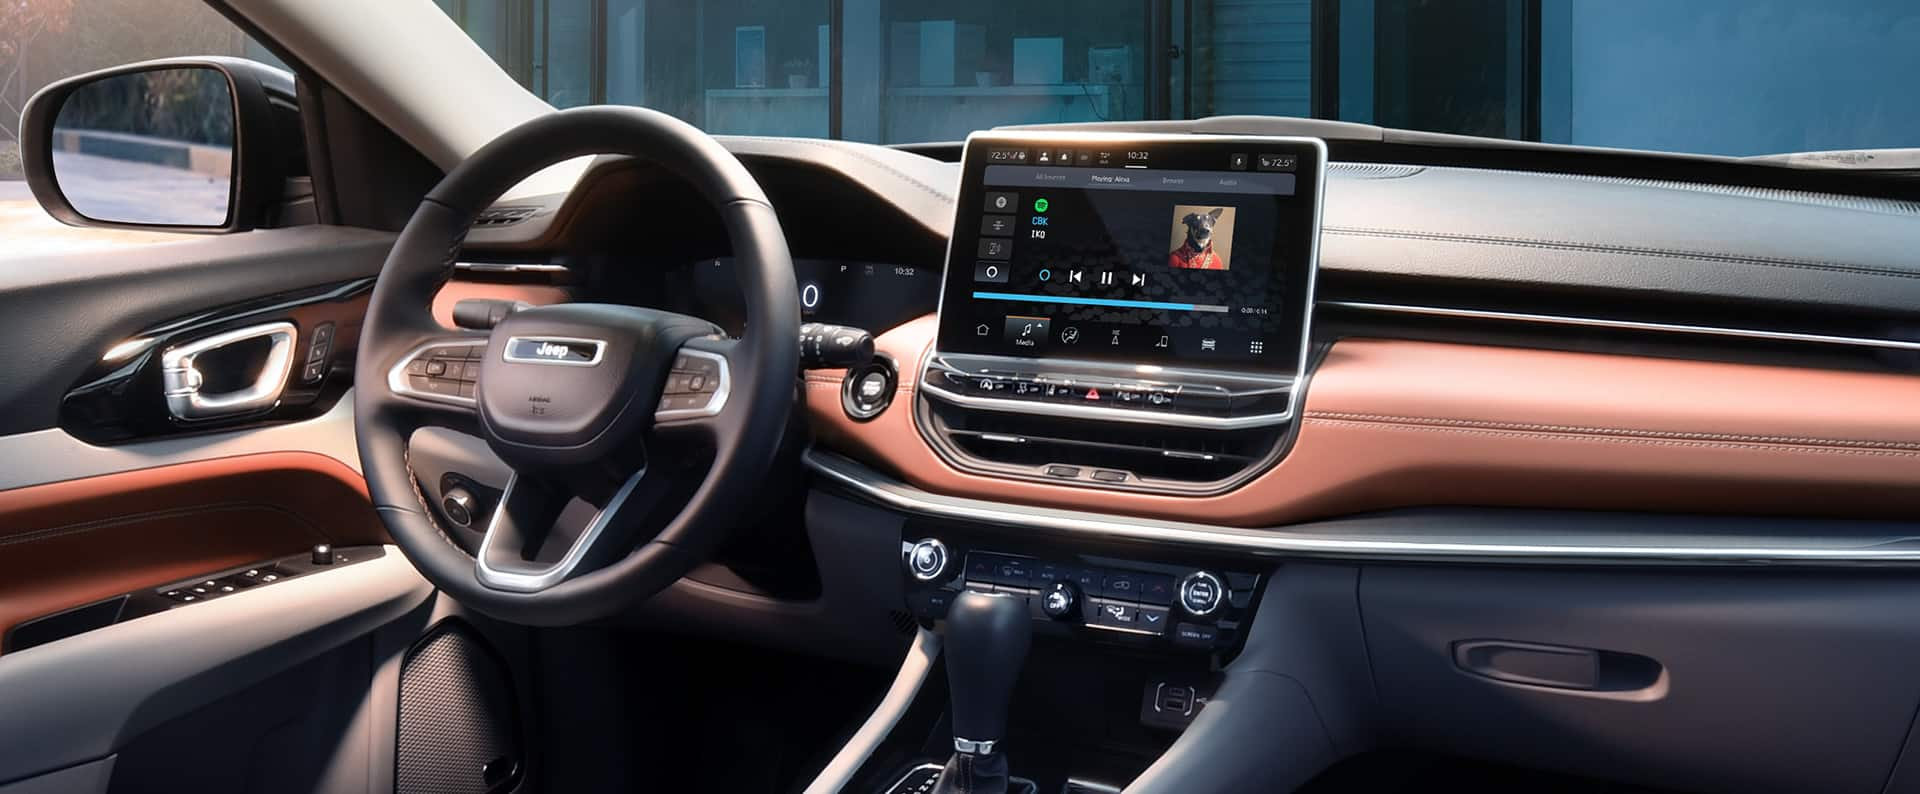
[384,335,490,425]
[473,465,668,593]
[651,335,739,442]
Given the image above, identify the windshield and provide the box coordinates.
[434,0,1920,159]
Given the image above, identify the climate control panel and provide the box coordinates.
[900,538,1261,654]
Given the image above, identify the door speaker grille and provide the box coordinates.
[396,620,522,794]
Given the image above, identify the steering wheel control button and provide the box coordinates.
[906,539,950,581]
[1179,571,1226,617]
[657,348,730,420]
[393,342,486,405]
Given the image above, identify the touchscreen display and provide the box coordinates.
[936,134,1323,374]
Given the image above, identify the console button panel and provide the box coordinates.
[900,539,1261,654]
[924,355,1288,423]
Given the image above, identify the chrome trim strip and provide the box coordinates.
[0,391,361,491]
[800,629,942,794]
[455,261,570,274]
[160,321,297,421]
[101,335,158,363]
[1085,622,1163,637]
[502,335,606,366]
[1324,300,1920,353]
[654,348,732,421]
[474,466,647,592]
[804,449,1920,565]
[920,380,1291,429]
[386,339,485,408]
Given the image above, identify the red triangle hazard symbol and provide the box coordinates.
[1085,388,1101,400]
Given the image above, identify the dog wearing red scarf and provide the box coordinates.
[1170,207,1227,270]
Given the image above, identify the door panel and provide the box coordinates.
[0,451,386,650]
[0,221,454,791]
[0,551,433,789]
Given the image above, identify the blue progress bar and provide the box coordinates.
[971,290,1227,313]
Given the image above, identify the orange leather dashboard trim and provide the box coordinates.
[430,280,571,328]
[807,315,1920,526]
[0,452,384,653]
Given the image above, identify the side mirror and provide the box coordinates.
[20,57,298,233]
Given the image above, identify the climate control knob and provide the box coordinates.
[906,539,949,581]
[1041,580,1080,620]
[1179,571,1226,618]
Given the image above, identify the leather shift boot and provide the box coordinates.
[929,751,1009,794]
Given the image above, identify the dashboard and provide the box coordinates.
[433,120,1920,794]
[661,256,941,337]
[452,122,1920,528]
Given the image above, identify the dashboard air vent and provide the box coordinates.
[919,397,1288,494]
[473,206,539,227]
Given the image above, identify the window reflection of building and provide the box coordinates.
[437,0,1920,158]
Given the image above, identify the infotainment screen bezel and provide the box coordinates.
[933,130,1326,384]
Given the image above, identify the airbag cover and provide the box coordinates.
[477,303,716,465]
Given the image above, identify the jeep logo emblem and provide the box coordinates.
[504,337,605,366]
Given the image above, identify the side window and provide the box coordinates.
[1,0,284,258]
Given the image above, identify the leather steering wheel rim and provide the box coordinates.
[354,106,798,625]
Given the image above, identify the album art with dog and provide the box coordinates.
[1167,205,1236,270]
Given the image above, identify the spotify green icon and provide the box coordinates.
[1033,198,1049,213]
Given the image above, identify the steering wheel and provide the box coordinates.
[355,107,799,625]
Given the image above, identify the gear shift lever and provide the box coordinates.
[931,590,1032,794]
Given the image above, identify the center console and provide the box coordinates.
[813,132,1330,794]
[918,131,1326,494]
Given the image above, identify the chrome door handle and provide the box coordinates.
[160,322,296,420]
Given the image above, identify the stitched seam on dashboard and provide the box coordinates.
[803,376,915,392]
[1324,226,1920,280]
[1304,411,1920,450]
[1305,418,1920,458]
[725,136,956,205]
